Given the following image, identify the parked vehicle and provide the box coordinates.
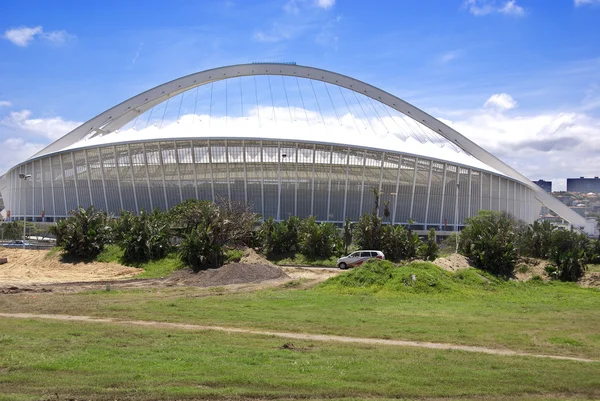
[337,250,384,269]
[3,240,30,248]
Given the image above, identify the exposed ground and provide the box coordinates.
[0,248,141,285]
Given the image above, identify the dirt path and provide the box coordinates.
[1,312,596,363]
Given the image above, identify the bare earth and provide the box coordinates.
[0,248,141,285]
[0,312,595,363]
[433,253,472,271]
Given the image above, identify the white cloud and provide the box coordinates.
[483,93,518,111]
[439,50,461,64]
[439,106,600,188]
[0,138,46,176]
[0,101,12,108]
[315,0,335,9]
[499,0,525,16]
[2,26,73,47]
[284,0,300,14]
[1,109,80,141]
[464,0,525,16]
[3,26,43,47]
[575,0,600,6]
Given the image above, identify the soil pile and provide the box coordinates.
[239,248,277,267]
[579,272,600,288]
[0,248,141,285]
[433,253,472,271]
[514,258,550,281]
[167,263,288,287]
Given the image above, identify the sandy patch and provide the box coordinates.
[433,253,472,271]
[0,248,141,285]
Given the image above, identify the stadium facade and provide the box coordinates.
[0,63,587,231]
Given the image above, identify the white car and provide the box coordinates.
[337,250,385,269]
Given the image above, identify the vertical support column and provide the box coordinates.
[359,149,367,216]
[49,156,56,218]
[391,155,403,225]
[423,161,433,229]
[98,149,109,214]
[59,153,68,215]
[71,152,80,208]
[326,145,333,222]
[342,147,350,221]
[173,141,183,204]
[156,143,168,209]
[454,166,460,231]
[127,144,139,214]
[84,150,93,207]
[489,174,493,210]
[467,169,472,218]
[31,162,35,219]
[311,144,316,217]
[498,176,501,211]
[39,160,44,220]
[224,140,231,200]
[377,151,386,205]
[242,141,248,204]
[294,143,299,217]
[260,141,265,217]
[142,143,154,210]
[277,142,281,221]
[439,163,447,229]
[480,171,483,211]
[207,140,215,203]
[409,158,418,220]
[190,141,199,199]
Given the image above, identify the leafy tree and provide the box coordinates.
[518,220,555,259]
[383,201,391,223]
[258,216,300,256]
[298,216,342,259]
[355,213,382,251]
[546,229,588,282]
[179,223,223,271]
[381,224,422,261]
[371,187,381,216]
[118,208,171,263]
[51,206,112,259]
[459,210,518,278]
[175,199,259,271]
[342,217,353,255]
[419,228,439,261]
[0,221,23,240]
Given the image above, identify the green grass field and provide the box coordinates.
[1,260,599,400]
[1,318,599,400]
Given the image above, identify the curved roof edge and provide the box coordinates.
[9,63,586,226]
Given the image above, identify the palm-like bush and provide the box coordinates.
[459,210,518,278]
[419,228,439,261]
[118,208,171,263]
[546,229,588,282]
[355,213,382,251]
[298,216,342,259]
[53,206,112,259]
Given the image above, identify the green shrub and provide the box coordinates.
[52,206,112,259]
[547,229,588,282]
[326,259,395,289]
[419,228,439,261]
[354,213,383,251]
[225,248,244,263]
[459,210,518,279]
[118,209,171,263]
[179,223,223,272]
[298,216,342,259]
[518,220,555,259]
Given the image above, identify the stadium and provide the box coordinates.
[0,63,586,231]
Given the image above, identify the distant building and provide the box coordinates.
[533,179,552,193]
[567,177,600,193]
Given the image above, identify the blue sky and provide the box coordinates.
[1,0,600,189]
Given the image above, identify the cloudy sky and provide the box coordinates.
[1,0,600,190]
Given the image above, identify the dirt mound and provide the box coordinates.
[514,257,550,281]
[238,248,277,267]
[0,248,141,285]
[579,272,600,288]
[433,253,472,271]
[168,263,288,287]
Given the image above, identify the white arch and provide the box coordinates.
[18,63,586,226]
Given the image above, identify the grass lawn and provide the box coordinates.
[0,318,599,401]
[1,262,599,361]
